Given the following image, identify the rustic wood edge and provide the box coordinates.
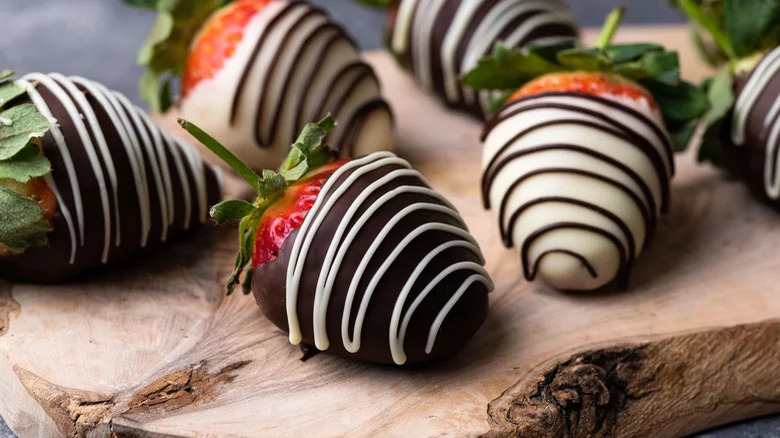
[9,319,779,437]
[482,319,780,438]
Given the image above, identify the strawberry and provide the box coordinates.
[182,0,272,97]
[179,114,340,294]
[253,160,346,266]
[510,72,658,109]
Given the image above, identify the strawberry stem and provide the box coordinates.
[676,0,735,58]
[597,6,625,49]
[178,118,262,194]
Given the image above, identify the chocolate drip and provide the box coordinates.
[0,74,222,283]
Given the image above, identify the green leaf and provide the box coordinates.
[641,79,709,123]
[604,44,664,63]
[612,51,681,85]
[178,118,262,192]
[463,43,561,91]
[258,170,286,199]
[353,0,393,7]
[0,185,50,253]
[556,48,611,71]
[279,115,337,181]
[703,66,735,125]
[0,70,13,81]
[0,144,51,182]
[210,199,255,224]
[724,0,780,57]
[135,0,235,109]
[0,104,50,161]
[0,81,25,108]
[123,0,160,8]
[671,0,735,58]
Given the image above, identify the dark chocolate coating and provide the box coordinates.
[253,153,492,365]
[388,0,578,119]
[0,73,222,282]
[730,49,780,207]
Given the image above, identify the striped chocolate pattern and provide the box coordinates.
[181,0,394,170]
[0,73,222,282]
[390,0,578,118]
[255,152,493,365]
[732,45,780,200]
[481,92,673,291]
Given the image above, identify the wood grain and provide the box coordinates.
[1,26,779,438]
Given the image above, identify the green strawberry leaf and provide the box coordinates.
[604,44,664,63]
[640,80,709,123]
[279,115,337,181]
[0,70,13,81]
[135,0,235,111]
[0,104,50,161]
[122,0,160,8]
[180,115,338,295]
[724,0,780,57]
[210,199,255,224]
[0,144,51,183]
[0,185,50,253]
[695,66,735,164]
[556,48,611,71]
[462,42,561,91]
[353,0,393,8]
[0,80,26,108]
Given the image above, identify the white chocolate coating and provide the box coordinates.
[482,92,673,291]
[181,1,394,170]
[391,0,578,117]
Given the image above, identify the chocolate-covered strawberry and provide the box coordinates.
[464,8,706,291]
[180,116,493,365]
[132,0,394,170]
[0,71,222,282]
[670,0,780,207]
[357,0,579,118]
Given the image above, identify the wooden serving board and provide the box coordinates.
[1,27,779,438]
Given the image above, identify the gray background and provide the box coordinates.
[0,1,777,437]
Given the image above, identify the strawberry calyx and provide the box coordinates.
[178,115,339,295]
[0,70,54,255]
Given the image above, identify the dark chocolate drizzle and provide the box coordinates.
[481,91,673,289]
[390,0,578,119]
[228,1,391,155]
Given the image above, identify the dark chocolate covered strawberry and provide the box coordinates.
[670,0,780,207]
[130,0,394,170]
[464,8,707,291]
[180,115,493,365]
[0,71,222,282]
[356,0,579,118]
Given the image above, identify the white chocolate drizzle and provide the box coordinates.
[181,0,393,170]
[285,152,493,364]
[19,73,219,266]
[392,0,578,117]
[732,46,780,199]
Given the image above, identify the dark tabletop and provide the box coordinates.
[0,0,778,436]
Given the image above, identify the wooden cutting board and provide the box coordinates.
[1,26,778,438]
